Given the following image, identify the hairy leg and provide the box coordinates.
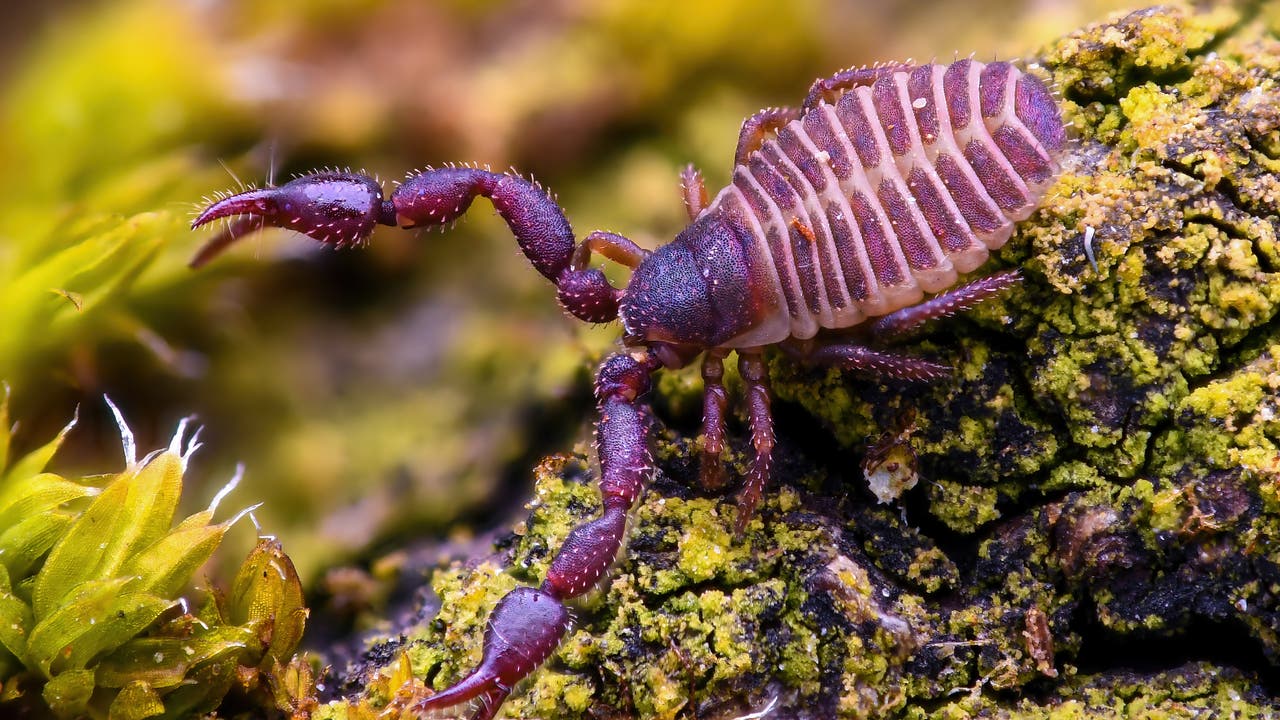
[574,230,650,270]
[679,164,709,221]
[783,339,952,381]
[699,349,730,490]
[735,350,774,534]
[735,106,800,165]
[869,270,1021,341]
[783,269,1020,381]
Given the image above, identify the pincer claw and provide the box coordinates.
[190,173,391,266]
[413,586,570,720]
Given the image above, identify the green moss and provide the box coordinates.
[992,663,1279,719]
[904,547,958,595]
[929,480,1001,534]
[1043,460,1106,493]
[522,669,596,716]
[1148,347,1280,494]
[0,403,311,718]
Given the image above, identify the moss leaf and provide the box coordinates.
[95,626,256,690]
[0,473,95,542]
[229,539,307,670]
[119,510,228,599]
[148,657,239,720]
[25,576,172,676]
[32,453,182,617]
[0,512,75,581]
[1,412,77,487]
[0,564,33,663]
[41,668,94,719]
[107,680,165,720]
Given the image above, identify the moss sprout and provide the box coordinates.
[0,397,312,718]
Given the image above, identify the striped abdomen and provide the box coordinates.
[712,59,1065,346]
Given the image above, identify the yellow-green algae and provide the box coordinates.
[318,3,1280,719]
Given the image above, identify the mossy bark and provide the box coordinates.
[317,4,1280,718]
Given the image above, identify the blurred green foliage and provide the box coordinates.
[0,0,254,445]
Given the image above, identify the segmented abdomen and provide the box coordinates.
[713,59,1065,345]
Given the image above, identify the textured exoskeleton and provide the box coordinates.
[192,58,1065,719]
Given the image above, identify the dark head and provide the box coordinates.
[619,212,762,364]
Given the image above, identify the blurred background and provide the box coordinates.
[0,0,1141,586]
